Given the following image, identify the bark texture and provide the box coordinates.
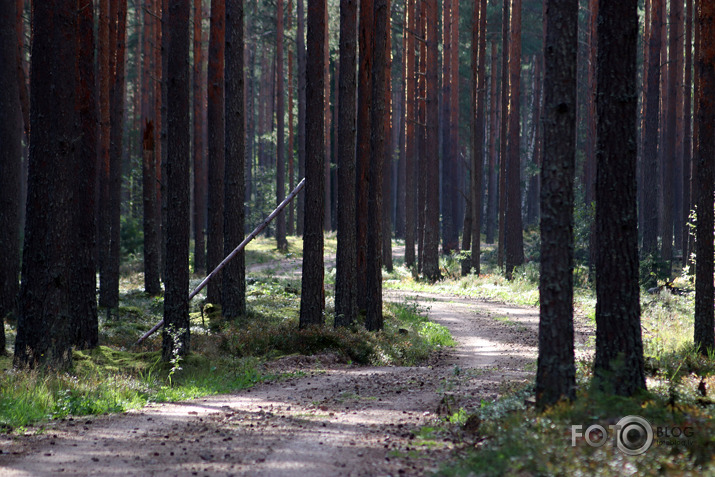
[594,0,646,395]
[163,0,192,360]
[223,0,246,318]
[0,0,22,353]
[335,0,358,328]
[694,0,715,355]
[299,0,326,328]
[422,0,440,282]
[15,0,77,369]
[207,0,226,305]
[535,0,578,409]
[504,0,524,279]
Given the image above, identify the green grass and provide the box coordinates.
[0,347,264,431]
[0,235,450,432]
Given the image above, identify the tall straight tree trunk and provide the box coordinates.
[104,0,128,310]
[471,0,487,275]
[417,1,427,272]
[441,0,454,254]
[661,0,683,269]
[497,0,510,268]
[584,0,597,209]
[299,0,326,328]
[485,41,499,244]
[156,0,165,277]
[672,0,684,253]
[0,0,23,353]
[642,0,662,257]
[15,0,77,369]
[688,2,700,270]
[694,0,715,355]
[404,0,417,268]
[586,0,598,272]
[206,0,226,304]
[395,22,407,241]
[97,0,112,309]
[449,0,460,251]
[193,0,207,274]
[356,0,373,310]
[163,0,192,360]
[296,0,307,236]
[276,0,288,250]
[367,0,389,330]
[142,0,161,295]
[422,0,440,281]
[223,0,246,318]
[335,0,358,328]
[535,0,577,410]
[73,0,100,349]
[381,0,393,272]
[504,0,524,279]
[594,0,646,396]
[287,0,296,236]
[682,0,693,266]
[324,5,332,232]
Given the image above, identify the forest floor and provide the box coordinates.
[0,253,594,476]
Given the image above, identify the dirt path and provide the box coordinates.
[0,269,593,476]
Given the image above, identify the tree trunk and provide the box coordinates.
[381,0,393,273]
[156,0,165,278]
[0,0,22,353]
[223,0,246,318]
[97,0,112,309]
[642,0,662,256]
[162,0,192,360]
[688,1,700,271]
[682,0,693,267]
[355,0,373,310]
[450,0,460,250]
[535,0,577,410]
[672,0,684,254]
[441,0,454,254]
[335,0,358,328]
[324,5,332,232]
[497,0,510,269]
[485,41,498,244]
[694,0,715,355]
[594,0,646,395]
[404,0,417,268]
[366,0,389,330]
[206,0,226,305]
[15,0,77,369]
[299,0,326,328]
[417,0,427,273]
[470,0,487,275]
[276,0,288,250]
[193,0,207,274]
[422,0,440,281]
[103,0,128,310]
[296,0,307,236]
[288,1,296,236]
[142,0,161,295]
[72,0,100,349]
[661,0,683,270]
[504,0,524,279]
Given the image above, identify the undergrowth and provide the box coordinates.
[0,236,450,432]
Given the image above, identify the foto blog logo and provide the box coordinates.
[571,415,654,456]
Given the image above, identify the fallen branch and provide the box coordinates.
[136,178,306,345]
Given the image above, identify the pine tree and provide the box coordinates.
[535,0,578,409]
[594,0,646,396]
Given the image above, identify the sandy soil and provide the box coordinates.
[0,259,593,476]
